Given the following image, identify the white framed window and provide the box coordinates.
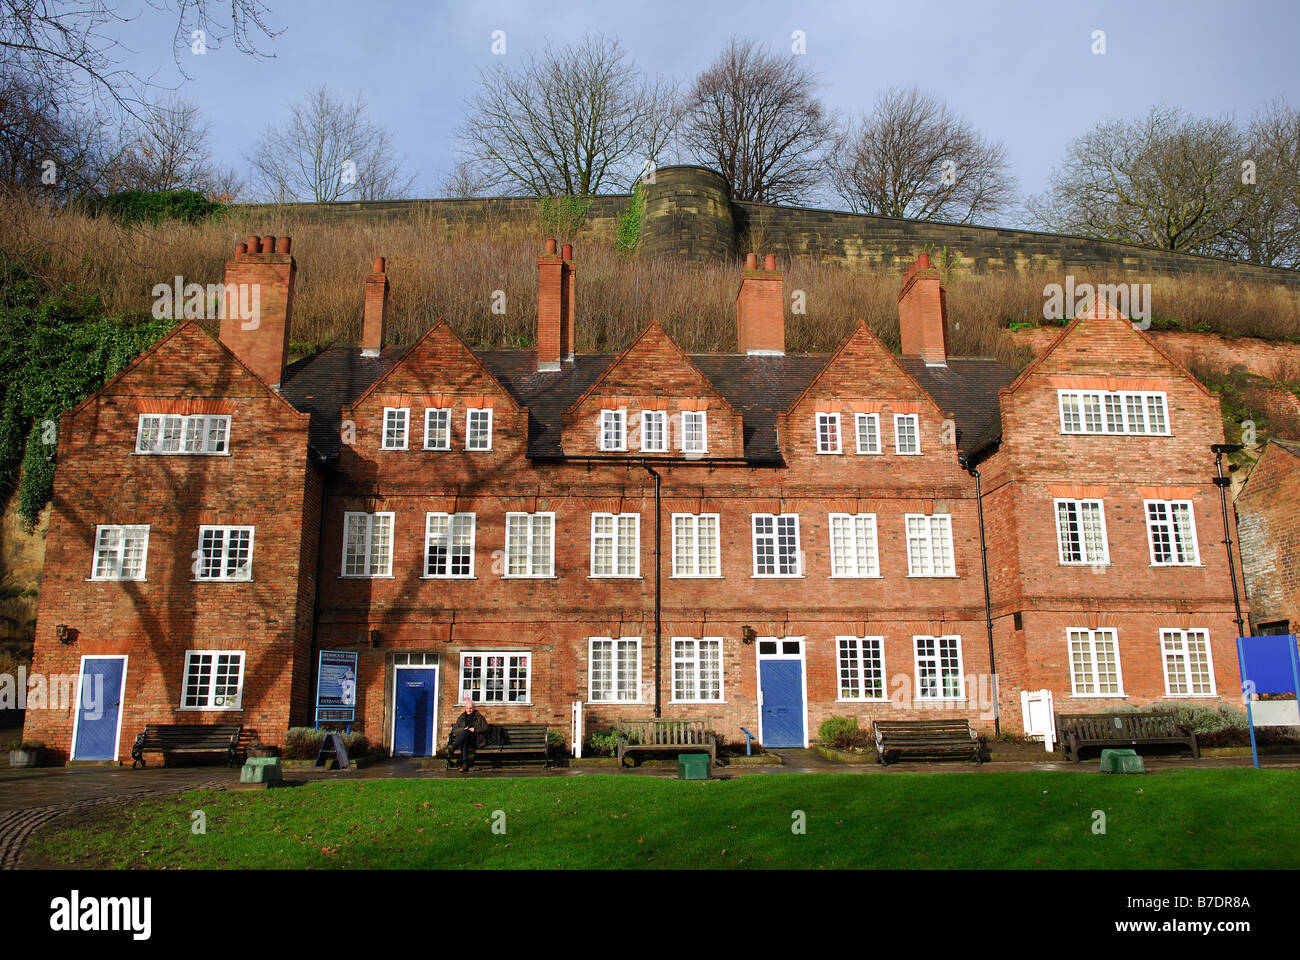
[466,408,493,451]
[342,511,394,577]
[829,513,879,577]
[181,650,244,710]
[894,413,920,455]
[588,637,641,703]
[640,410,668,453]
[381,407,409,450]
[1068,628,1124,696]
[1145,500,1200,565]
[1058,390,1170,435]
[915,635,964,700]
[424,408,451,450]
[504,512,555,577]
[91,525,149,580]
[196,525,253,581]
[599,409,627,452]
[136,414,229,455]
[752,513,801,577]
[838,636,886,700]
[671,513,721,577]
[1054,499,1109,565]
[681,410,707,454]
[905,514,955,576]
[671,637,723,702]
[460,651,531,703]
[855,413,882,454]
[591,513,639,577]
[1161,629,1216,696]
[816,412,842,454]
[424,512,475,578]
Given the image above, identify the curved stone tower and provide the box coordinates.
[641,165,738,262]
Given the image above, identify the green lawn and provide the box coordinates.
[23,769,1300,870]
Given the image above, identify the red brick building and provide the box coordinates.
[24,238,1246,762]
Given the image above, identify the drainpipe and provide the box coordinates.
[640,461,663,717]
[959,453,1000,738]
[1211,443,1246,637]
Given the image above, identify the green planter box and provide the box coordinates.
[240,757,283,784]
[1099,749,1145,774]
[677,753,711,780]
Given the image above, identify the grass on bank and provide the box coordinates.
[21,770,1300,870]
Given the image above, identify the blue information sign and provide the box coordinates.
[315,650,358,727]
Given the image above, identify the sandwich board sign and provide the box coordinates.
[315,650,358,729]
[1235,634,1300,769]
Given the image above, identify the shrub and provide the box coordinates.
[818,715,869,750]
[7,740,43,751]
[83,190,225,225]
[282,727,372,760]
[583,725,635,757]
[546,728,567,750]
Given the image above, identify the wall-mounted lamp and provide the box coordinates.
[55,624,72,644]
[741,626,756,645]
[369,629,381,649]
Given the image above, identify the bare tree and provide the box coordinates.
[246,86,415,202]
[1223,98,1300,268]
[829,86,1016,224]
[459,32,677,196]
[0,1,280,115]
[0,71,119,198]
[438,159,494,199]
[678,37,834,204]
[1026,104,1254,254]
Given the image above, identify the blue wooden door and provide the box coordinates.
[393,668,436,756]
[759,659,804,748]
[72,657,126,761]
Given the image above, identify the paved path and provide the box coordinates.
[0,766,236,869]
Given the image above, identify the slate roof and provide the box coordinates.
[278,343,1017,463]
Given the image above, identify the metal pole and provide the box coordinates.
[1212,446,1246,637]
[641,462,662,718]
[960,454,1000,738]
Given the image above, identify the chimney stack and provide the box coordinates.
[537,238,575,371]
[736,252,785,355]
[362,256,388,358]
[898,253,949,366]
[220,235,296,389]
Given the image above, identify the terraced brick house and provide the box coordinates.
[23,237,1246,762]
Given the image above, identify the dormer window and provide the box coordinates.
[137,414,229,455]
[600,409,627,451]
[382,407,409,450]
[894,414,920,455]
[855,413,882,454]
[816,412,842,454]
[641,410,667,453]
[682,411,707,454]
[466,408,493,451]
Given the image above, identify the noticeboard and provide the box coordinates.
[315,650,358,725]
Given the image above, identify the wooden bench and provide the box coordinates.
[1056,712,1199,763]
[873,719,982,765]
[616,718,716,769]
[444,723,550,769]
[131,723,242,768]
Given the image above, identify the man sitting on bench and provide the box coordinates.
[448,697,489,772]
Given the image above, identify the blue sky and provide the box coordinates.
[111,0,1300,217]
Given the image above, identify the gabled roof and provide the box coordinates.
[280,343,407,457]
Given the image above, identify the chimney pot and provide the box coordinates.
[247,235,261,254]
[561,243,573,260]
[545,238,557,256]
[235,242,247,255]
[744,252,758,270]
[917,253,931,269]
[277,236,292,254]
[763,254,776,271]
[372,256,386,273]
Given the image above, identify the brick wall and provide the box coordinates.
[1236,443,1300,632]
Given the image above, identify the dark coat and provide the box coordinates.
[450,709,490,748]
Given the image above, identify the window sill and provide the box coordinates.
[836,697,891,703]
[829,574,884,580]
[588,575,643,580]
[669,699,726,705]
[587,700,643,706]
[1059,562,1110,568]
[132,451,231,457]
[87,577,147,583]
[463,447,493,453]
[501,575,559,580]
[420,575,478,580]
[906,574,959,579]
[191,578,254,583]
[916,697,968,703]
[816,450,843,456]
[855,450,884,456]
[751,575,806,580]
[175,706,243,712]
[422,446,452,452]
[1163,692,1218,699]
[1149,563,1205,568]
[339,574,396,580]
[893,451,923,456]
[378,447,409,452]
[1069,693,1128,699]
[670,575,725,580]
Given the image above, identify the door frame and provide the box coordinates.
[70,654,128,762]
[754,636,809,748]
[389,662,440,757]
